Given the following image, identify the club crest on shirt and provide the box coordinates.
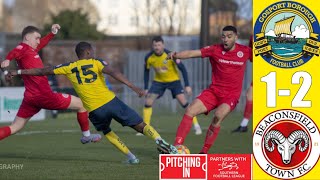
[237,51,244,58]
[34,55,40,58]
[253,1,320,68]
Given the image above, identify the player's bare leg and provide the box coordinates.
[0,116,30,140]
[174,99,207,145]
[200,103,231,154]
[137,93,158,136]
[132,122,178,154]
[176,94,202,135]
[67,95,101,144]
[232,85,252,133]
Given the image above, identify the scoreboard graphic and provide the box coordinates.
[253,0,320,179]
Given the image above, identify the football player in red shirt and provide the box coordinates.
[0,24,101,144]
[167,26,252,154]
[232,35,253,133]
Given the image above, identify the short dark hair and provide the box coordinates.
[152,36,164,43]
[75,42,92,58]
[22,26,40,39]
[222,26,237,34]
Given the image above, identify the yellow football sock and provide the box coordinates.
[143,124,161,141]
[105,131,129,155]
[192,116,200,126]
[143,107,152,125]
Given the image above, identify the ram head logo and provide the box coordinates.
[264,130,309,164]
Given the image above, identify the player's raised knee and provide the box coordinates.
[185,106,198,117]
[214,110,226,121]
[132,122,146,133]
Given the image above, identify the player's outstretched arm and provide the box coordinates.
[102,66,145,97]
[1,45,23,69]
[10,66,55,76]
[36,24,60,52]
[167,50,202,60]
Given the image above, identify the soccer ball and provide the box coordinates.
[176,145,190,154]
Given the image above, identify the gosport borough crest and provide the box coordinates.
[254,1,320,68]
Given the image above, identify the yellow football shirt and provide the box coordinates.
[145,50,180,83]
[53,59,115,112]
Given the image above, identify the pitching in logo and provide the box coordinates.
[254,1,320,68]
[159,154,207,180]
[253,109,320,179]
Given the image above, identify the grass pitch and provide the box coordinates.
[0,110,252,180]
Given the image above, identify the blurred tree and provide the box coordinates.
[5,0,99,34]
[208,0,238,39]
[43,9,105,40]
[208,0,252,39]
[131,0,194,35]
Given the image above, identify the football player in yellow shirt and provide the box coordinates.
[142,36,202,135]
[8,42,178,164]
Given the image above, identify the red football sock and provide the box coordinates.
[244,100,252,119]
[200,125,220,154]
[174,114,193,145]
[0,126,11,140]
[77,111,90,132]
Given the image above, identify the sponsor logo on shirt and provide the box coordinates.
[218,59,244,65]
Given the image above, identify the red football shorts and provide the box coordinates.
[197,87,239,114]
[17,92,72,118]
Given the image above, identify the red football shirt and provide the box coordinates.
[200,43,252,99]
[6,33,55,97]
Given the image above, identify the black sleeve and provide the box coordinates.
[144,67,150,90]
[144,52,152,90]
[176,61,190,87]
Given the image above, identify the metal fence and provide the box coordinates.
[0,35,252,113]
[120,36,252,113]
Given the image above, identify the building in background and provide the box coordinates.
[2,0,200,36]
[90,0,201,35]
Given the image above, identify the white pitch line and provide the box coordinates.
[16,130,78,136]
[15,128,209,136]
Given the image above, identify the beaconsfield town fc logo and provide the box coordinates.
[253,109,320,179]
[254,1,320,68]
